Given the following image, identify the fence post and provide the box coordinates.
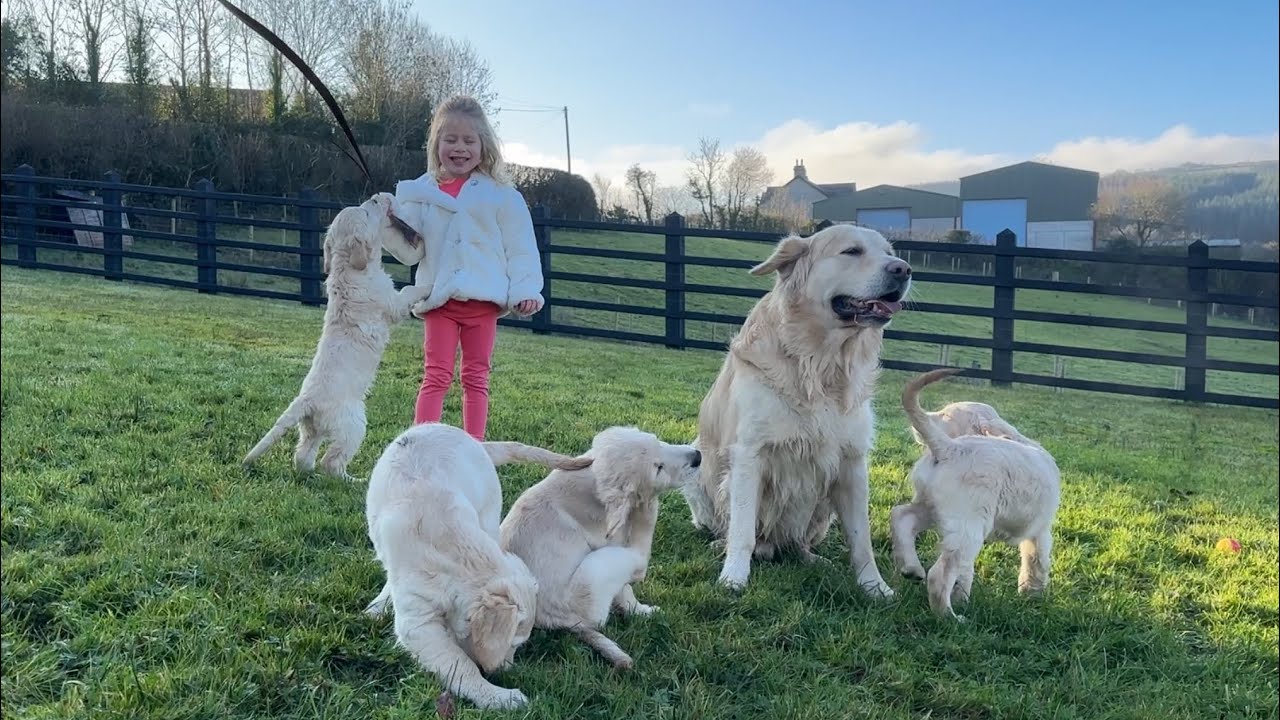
[102,170,124,281]
[664,212,686,349]
[298,187,322,305]
[1184,240,1209,403]
[531,204,552,334]
[990,228,1017,386]
[194,178,218,293]
[14,164,37,266]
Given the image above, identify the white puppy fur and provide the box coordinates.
[363,422,592,710]
[891,368,1061,621]
[242,193,434,479]
[681,224,913,596]
[499,427,701,670]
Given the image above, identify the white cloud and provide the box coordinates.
[1036,124,1280,174]
[504,121,1280,196]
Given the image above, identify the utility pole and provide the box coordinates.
[563,106,572,175]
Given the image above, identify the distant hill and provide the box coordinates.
[907,161,1277,250]
[1100,161,1278,248]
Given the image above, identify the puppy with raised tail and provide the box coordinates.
[499,427,701,670]
[891,368,1061,621]
[242,193,432,479]
[364,422,592,711]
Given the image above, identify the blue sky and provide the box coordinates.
[416,0,1279,189]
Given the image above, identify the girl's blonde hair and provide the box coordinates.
[424,96,509,183]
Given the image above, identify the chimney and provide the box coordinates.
[793,159,807,180]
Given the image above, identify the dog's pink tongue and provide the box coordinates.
[873,299,903,314]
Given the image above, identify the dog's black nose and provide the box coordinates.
[690,449,702,468]
[885,258,912,278]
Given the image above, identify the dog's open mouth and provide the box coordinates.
[831,290,904,326]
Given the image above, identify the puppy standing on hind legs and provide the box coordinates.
[891,368,1061,621]
[241,193,434,480]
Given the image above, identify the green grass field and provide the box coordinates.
[5,221,1275,401]
[2,267,1277,720]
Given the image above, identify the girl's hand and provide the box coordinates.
[514,299,539,316]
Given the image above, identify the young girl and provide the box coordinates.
[382,96,544,441]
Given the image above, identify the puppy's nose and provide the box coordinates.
[690,449,702,468]
[885,258,912,278]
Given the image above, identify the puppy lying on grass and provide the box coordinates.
[499,427,701,670]
[890,368,1061,620]
[364,422,592,711]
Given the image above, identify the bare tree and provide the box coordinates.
[1092,176,1187,248]
[115,0,155,109]
[685,136,724,228]
[33,0,67,82]
[69,0,118,85]
[590,172,614,215]
[625,163,657,224]
[719,145,772,230]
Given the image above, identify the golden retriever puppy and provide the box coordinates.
[912,399,1041,449]
[891,368,1061,621]
[242,193,432,479]
[681,224,911,596]
[498,427,701,670]
[364,422,591,710]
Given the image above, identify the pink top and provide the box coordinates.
[438,175,466,198]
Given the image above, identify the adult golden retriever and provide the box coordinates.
[681,224,912,596]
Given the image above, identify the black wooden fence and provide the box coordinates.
[2,165,1277,410]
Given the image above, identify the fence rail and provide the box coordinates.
[2,165,1277,410]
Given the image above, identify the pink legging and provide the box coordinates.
[414,298,501,440]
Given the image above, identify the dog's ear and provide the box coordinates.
[750,235,809,278]
[467,585,520,674]
[322,234,332,276]
[348,235,371,271]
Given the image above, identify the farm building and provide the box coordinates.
[811,184,960,237]
[958,160,1099,249]
[759,160,856,221]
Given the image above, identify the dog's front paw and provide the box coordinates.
[717,561,749,593]
[899,563,926,581]
[859,577,896,601]
[409,298,432,319]
[632,603,659,616]
[479,688,528,710]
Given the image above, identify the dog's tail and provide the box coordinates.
[902,368,964,459]
[242,399,306,466]
[570,626,633,670]
[482,441,593,471]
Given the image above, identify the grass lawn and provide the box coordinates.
[2,267,1278,720]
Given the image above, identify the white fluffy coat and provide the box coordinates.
[499,427,701,669]
[890,368,1061,620]
[241,193,432,478]
[363,422,592,710]
[383,172,544,318]
[681,224,913,596]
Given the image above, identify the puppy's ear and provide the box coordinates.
[348,236,371,271]
[322,234,332,276]
[468,585,520,674]
[750,235,809,278]
[603,491,638,543]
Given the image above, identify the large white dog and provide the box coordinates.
[242,193,432,479]
[364,422,592,710]
[499,427,701,670]
[681,224,912,596]
[891,368,1061,620]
